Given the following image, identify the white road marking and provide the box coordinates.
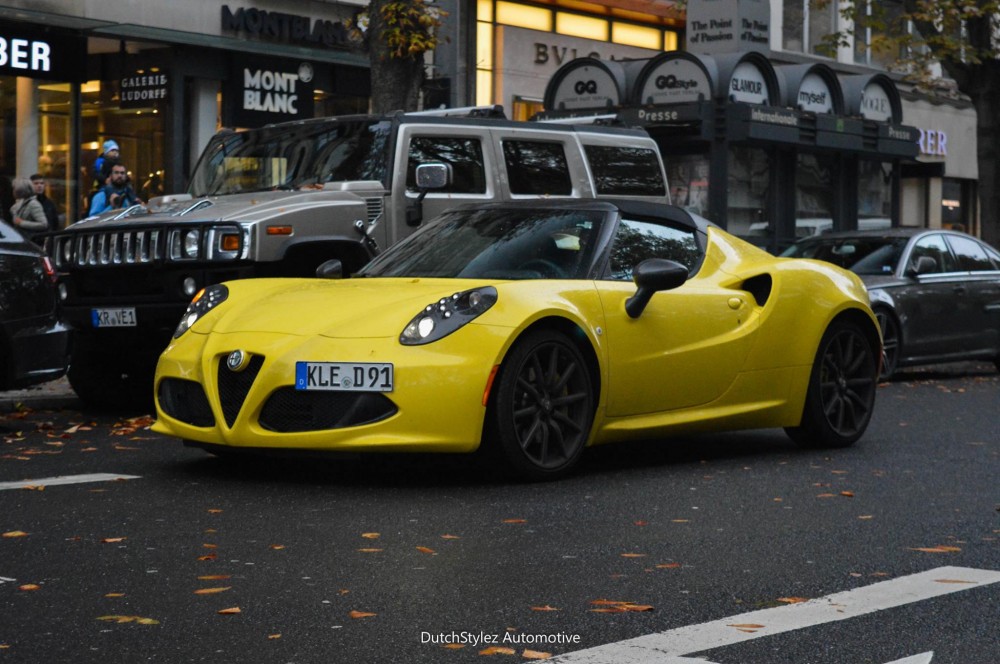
[0,473,141,491]
[0,576,16,584]
[552,567,1000,662]
[886,653,934,664]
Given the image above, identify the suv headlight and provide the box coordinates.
[400,286,497,345]
[174,284,229,338]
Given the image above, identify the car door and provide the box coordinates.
[943,233,1000,353]
[596,215,756,417]
[892,233,969,358]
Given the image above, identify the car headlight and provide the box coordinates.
[174,284,229,338]
[400,286,498,345]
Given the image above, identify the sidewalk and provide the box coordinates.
[0,376,81,413]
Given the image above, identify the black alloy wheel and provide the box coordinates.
[874,308,900,380]
[487,329,594,480]
[786,320,878,449]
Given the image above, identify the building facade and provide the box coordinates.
[0,0,370,225]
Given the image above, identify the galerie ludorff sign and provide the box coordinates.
[120,70,169,109]
[686,0,771,55]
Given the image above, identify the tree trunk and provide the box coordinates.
[966,63,1000,247]
[367,0,426,114]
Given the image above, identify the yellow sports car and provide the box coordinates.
[152,200,881,480]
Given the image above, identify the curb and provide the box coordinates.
[0,377,82,414]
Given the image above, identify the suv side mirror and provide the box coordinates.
[406,163,452,227]
[625,258,689,318]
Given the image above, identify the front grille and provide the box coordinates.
[217,354,265,427]
[158,378,215,427]
[258,388,397,433]
[72,228,165,267]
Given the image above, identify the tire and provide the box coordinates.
[67,332,156,411]
[485,329,595,481]
[874,308,900,380]
[785,320,878,449]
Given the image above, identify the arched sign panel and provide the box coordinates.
[860,82,893,122]
[629,52,713,105]
[797,73,834,114]
[728,61,769,105]
[543,58,626,111]
[840,73,902,123]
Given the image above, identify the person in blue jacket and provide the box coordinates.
[88,163,142,216]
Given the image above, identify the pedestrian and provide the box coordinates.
[88,163,142,216]
[30,173,60,233]
[92,139,120,191]
[10,177,48,245]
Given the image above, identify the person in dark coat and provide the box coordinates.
[30,173,60,233]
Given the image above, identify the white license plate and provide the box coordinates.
[92,307,137,328]
[295,362,394,392]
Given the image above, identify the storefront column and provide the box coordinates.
[189,79,219,174]
[166,72,187,194]
[772,149,796,251]
[16,78,38,177]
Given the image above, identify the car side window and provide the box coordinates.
[406,136,486,194]
[945,235,996,272]
[910,235,957,274]
[584,146,667,196]
[605,217,701,281]
[502,141,572,195]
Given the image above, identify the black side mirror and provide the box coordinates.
[406,163,452,227]
[625,258,688,318]
[316,259,343,279]
[907,255,937,277]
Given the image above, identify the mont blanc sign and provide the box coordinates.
[228,56,315,127]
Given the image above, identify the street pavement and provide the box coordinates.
[0,376,80,413]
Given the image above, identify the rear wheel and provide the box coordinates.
[874,308,900,380]
[785,320,878,449]
[485,329,595,481]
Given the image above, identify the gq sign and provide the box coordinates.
[230,57,315,127]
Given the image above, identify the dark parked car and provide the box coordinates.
[0,221,70,390]
[782,228,1000,378]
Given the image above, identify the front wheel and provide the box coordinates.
[785,320,878,449]
[484,329,595,481]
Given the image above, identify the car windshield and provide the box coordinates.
[781,236,908,275]
[359,208,606,280]
[188,118,392,196]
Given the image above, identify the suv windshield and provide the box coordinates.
[781,236,908,275]
[188,119,392,196]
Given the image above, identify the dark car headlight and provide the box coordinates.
[174,284,229,338]
[400,286,498,345]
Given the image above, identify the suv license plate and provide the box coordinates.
[295,362,393,392]
[92,307,137,328]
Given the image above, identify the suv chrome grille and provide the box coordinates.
[71,229,165,267]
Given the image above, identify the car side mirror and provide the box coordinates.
[406,163,452,227]
[625,258,689,319]
[316,259,343,279]
[907,255,937,277]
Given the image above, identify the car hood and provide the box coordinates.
[206,278,494,338]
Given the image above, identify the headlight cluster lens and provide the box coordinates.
[400,286,498,346]
[169,228,201,260]
[174,284,229,338]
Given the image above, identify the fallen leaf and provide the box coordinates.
[19,584,40,591]
[840,491,855,497]
[105,593,126,598]
[589,600,654,613]
[2,531,28,538]
[203,543,218,549]
[194,587,231,595]
[21,485,45,491]
[443,643,465,650]
[531,605,560,611]
[349,610,376,619]
[858,515,874,520]
[729,623,765,629]
[816,493,837,498]
[634,521,648,526]
[935,579,976,584]
[416,546,436,554]
[671,519,690,523]
[198,575,231,581]
[910,546,962,553]
[102,537,126,543]
[441,534,460,540]
[777,597,809,604]
[621,553,647,558]
[358,548,383,553]
[217,607,241,615]
[502,519,527,524]
[480,646,516,655]
[207,509,223,514]
[197,554,218,561]
[522,649,552,659]
[656,563,682,569]
[270,544,286,550]
[268,634,282,640]
[361,533,380,539]
[97,615,160,625]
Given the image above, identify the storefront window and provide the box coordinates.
[80,79,166,215]
[0,77,77,229]
[796,153,835,236]
[727,146,770,236]
[858,159,892,224]
[666,154,711,219]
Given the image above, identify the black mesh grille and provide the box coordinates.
[158,378,215,427]
[258,388,398,433]
[217,354,264,428]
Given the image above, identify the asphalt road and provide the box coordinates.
[1,362,997,664]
